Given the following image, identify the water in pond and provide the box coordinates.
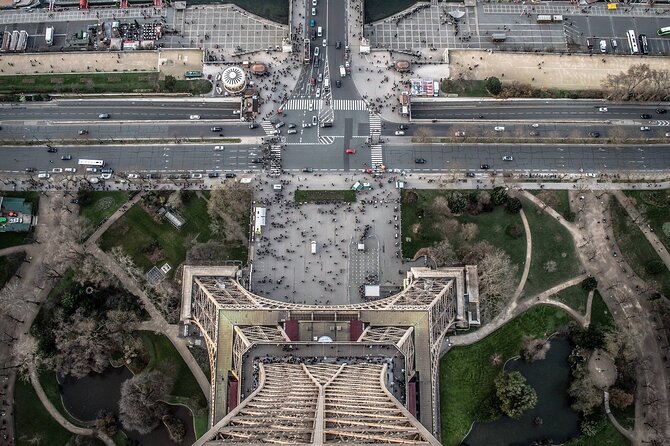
[58,367,195,445]
[464,337,580,446]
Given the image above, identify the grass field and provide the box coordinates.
[521,197,580,297]
[294,189,356,203]
[400,190,526,277]
[610,198,670,296]
[440,305,574,446]
[99,195,218,275]
[440,79,490,97]
[78,191,130,232]
[0,251,25,288]
[0,192,39,249]
[551,284,590,314]
[0,73,210,95]
[528,189,573,220]
[138,331,209,438]
[14,377,73,446]
[623,190,670,253]
[38,371,85,427]
[564,420,630,446]
[589,291,614,330]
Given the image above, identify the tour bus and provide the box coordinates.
[657,26,670,36]
[627,30,639,54]
[78,159,105,167]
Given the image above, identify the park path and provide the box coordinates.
[85,191,145,244]
[604,390,636,444]
[0,245,31,257]
[28,363,115,446]
[511,208,531,302]
[612,190,670,273]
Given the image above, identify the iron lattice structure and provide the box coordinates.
[181,265,479,444]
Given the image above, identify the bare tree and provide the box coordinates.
[603,64,670,102]
[461,223,479,242]
[12,333,41,381]
[119,370,173,434]
[208,182,253,244]
[520,336,551,362]
[0,280,33,324]
[413,127,434,143]
[76,253,118,289]
[431,239,457,267]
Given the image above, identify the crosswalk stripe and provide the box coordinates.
[261,121,275,136]
[371,144,383,168]
[284,99,323,110]
[332,99,368,111]
[369,112,382,135]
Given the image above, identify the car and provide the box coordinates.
[666,132,670,137]
[302,167,314,172]
[64,167,76,173]
[208,172,219,178]
[189,115,200,120]
[86,167,97,173]
[394,130,405,136]
[100,173,112,180]
[288,123,296,129]
[454,131,465,137]
[494,126,505,132]
[211,126,223,132]
[37,173,50,179]
[480,164,490,169]
[225,172,237,178]
[251,158,264,163]
[414,158,426,164]
[598,107,608,112]
[398,124,408,130]
[311,7,316,16]
[249,123,258,129]
[314,47,319,57]
[190,173,203,179]
[47,147,57,153]
[599,39,607,53]
[302,122,312,128]
[335,80,341,88]
[25,167,36,173]
[70,199,79,204]
[315,88,321,98]
[127,174,139,179]
[640,126,650,131]
[611,39,618,49]
[312,116,318,125]
[100,168,113,174]
[287,129,297,134]
[312,0,317,5]
[502,155,514,161]
[322,39,327,47]
[78,129,88,135]
[589,131,600,138]
[310,19,316,27]
[656,108,667,114]
[52,168,63,173]
[270,129,281,135]
[529,131,539,136]
[233,110,240,115]
[317,73,323,83]
[61,155,72,160]
[345,148,355,154]
[641,113,652,119]
[531,123,539,128]
[275,121,285,129]
[98,113,110,119]
[336,41,341,49]
[466,172,476,177]
[214,145,225,151]
[308,101,314,111]
[309,76,316,86]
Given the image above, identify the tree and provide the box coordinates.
[12,333,42,381]
[94,410,118,437]
[485,76,503,95]
[432,239,456,267]
[447,192,468,214]
[162,414,186,443]
[603,328,636,364]
[460,223,479,241]
[162,75,177,93]
[520,336,551,362]
[491,186,508,206]
[505,197,522,214]
[119,370,173,434]
[568,374,603,415]
[572,325,605,350]
[413,127,434,143]
[609,387,634,409]
[603,64,670,102]
[166,191,184,210]
[76,253,117,289]
[581,276,598,292]
[495,371,538,419]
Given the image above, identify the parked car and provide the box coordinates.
[640,126,650,131]
[208,172,219,178]
[480,164,490,169]
[345,148,355,154]
[47,147,57,153]
[529,131,539,136]
[599,39,607,53]
[494,126,505,132]
[589,131,600,138]
[502,155,514,161]
[466,172,476,177]
[302,167,314,172]
[414,158,426,164]
[225,172,237,178]
[641,113,652,119]
[394,130,405,136]
[61,155,72,160]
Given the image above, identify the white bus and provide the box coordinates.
[627,30,639,54]
[77,159,105,167]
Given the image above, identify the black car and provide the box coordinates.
[225,173,237,178]
[61,155,72,161]
[249,123,258,129]
[78,130,88,135]
[589,131,600,138]
[211,127,222,132]
[288,123,296,129]
[466,172,476,177]
[640,113,652,119]
[480,164,490,169]
[47,147,57,153]
[25,167,36,173]
[251,158,263,164]
[414,158,426,164]
[398,124,408,130]
[208,172,219,178]
[302,167,314,173]
[656,108,667,114]
[335,80,341,88]
[336,41,341,49]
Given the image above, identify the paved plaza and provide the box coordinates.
[250,175,404,305]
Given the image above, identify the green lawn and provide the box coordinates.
[138,331,209,438]
[440,79,491,97]
[610,198,670,296]
[552,284,590,314]
[401,190,526,278]
[521,197,580,297]
[78,191,130,230]
[440,305,575,446]
[0,251,25,288]
[589,291,614,330]
[622,190,670,254]
[99,195,217,275]
[528,189,573,220]
[294,189,356,203]
[564,420,630,446]
[0,192,39,249]
[0,72,211,95]
[38,371,85,427]
[15,377,73,446]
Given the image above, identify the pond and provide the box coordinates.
[464,337,580,446]
[58,367,195,445]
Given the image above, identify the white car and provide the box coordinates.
[51,168,63,173]
[598,107,608,112]
[189,115,200,120]
[86,167,97,173]
[309,102,314,111]
[100,173,112,180]
[127,173,139,179]
[315,89,321,98]
[302,122,312,128]
[494,126,505,132]
[394,130,405,136]
[312,0,317,5]
[665,132,670,137]
[37,173,50,179]
[531,123,539,128]
[64,167,77,173]
[311,7,316,16]
[233,110,241,115]
[314,47,320,57]
[270,129,280,135]
[599,39,607,53]
[191,173,203,179]
[323,39,327,47]
[640,126,650,131]
[214,145,225,151]
[502,155,514,161]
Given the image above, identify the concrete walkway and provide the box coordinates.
[0,245,31,257]
[511,209,531,302]
[604,390,636,444]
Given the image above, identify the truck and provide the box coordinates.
[399,91,410,117]
[339,65,346,77]
[45,27,54,46]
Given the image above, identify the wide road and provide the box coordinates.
[410,99,669,122]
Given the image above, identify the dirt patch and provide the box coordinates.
[410,223,421,234]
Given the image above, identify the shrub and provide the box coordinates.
[581,276,598,292]
[485,76,503,95]
[505,222,524,239]
[645,260,666,275]
[505,197,522,214]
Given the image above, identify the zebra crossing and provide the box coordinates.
[369,112,382,135]
[283,99,323,110]
[331,99,369,111]
[260,120,276,135]
[371,144,383,168]
[268,145,282,177]
[319,136,335,145]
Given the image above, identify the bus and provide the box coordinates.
[184,70,202,79]
[638,34,649,54]
[626,30,639,54]
[657,26,670,36]
[491,33,507,42]
[78,159,105,167]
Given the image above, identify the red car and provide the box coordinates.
[345,148,355,154]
